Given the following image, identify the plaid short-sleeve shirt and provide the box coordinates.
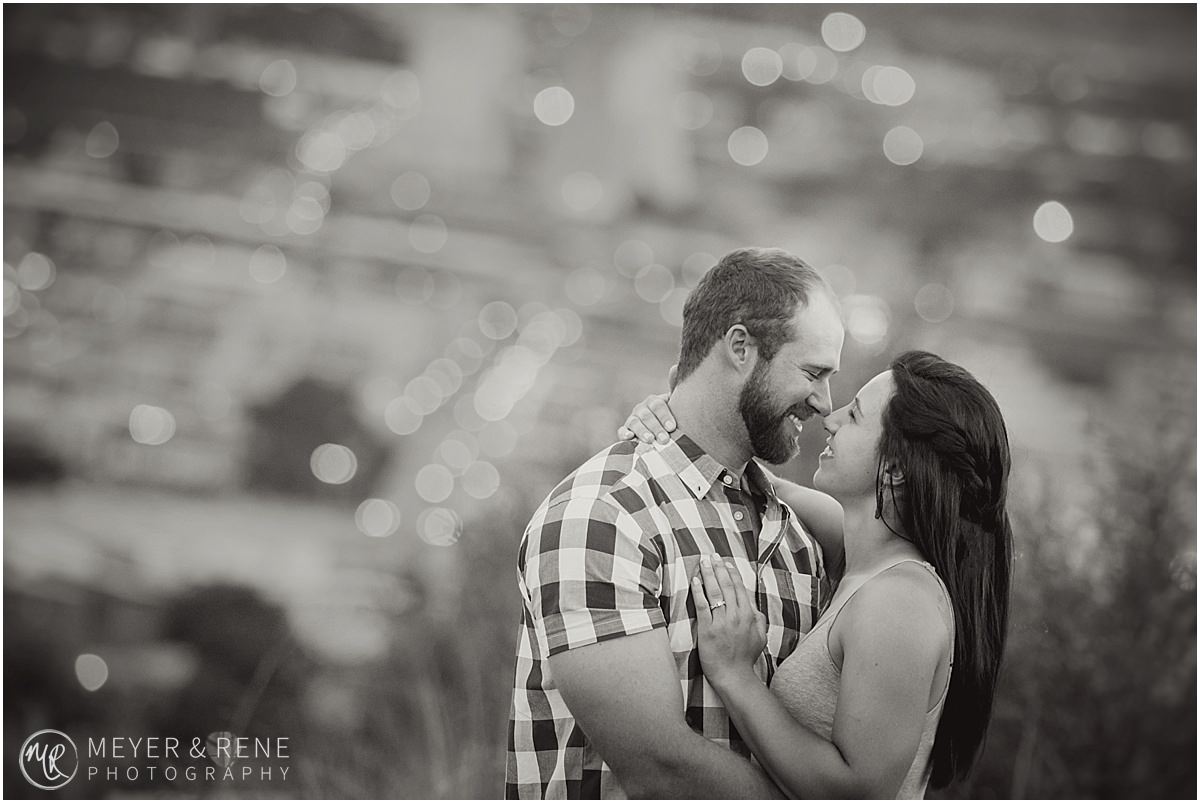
[506,432,830,799]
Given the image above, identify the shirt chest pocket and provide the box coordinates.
[759,566,818,658]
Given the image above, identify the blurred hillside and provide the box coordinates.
[3,4,1196,798]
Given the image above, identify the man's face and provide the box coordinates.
[738,291,844,465]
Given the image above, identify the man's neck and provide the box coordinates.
[668,375,752,476]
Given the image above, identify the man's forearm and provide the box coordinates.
[614,726,784,799]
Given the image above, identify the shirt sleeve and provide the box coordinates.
[521,496,665,656]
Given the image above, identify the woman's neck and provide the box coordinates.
[840,495,922,574]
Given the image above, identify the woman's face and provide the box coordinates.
[812,370,894,500]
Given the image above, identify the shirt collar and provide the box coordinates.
[654,430,780,502]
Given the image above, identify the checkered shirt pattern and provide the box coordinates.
[506,432,830,799]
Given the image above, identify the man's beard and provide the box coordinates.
[738,360,802,465]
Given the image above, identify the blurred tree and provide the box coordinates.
[244,377,390,503]
[162,584,310,754]
[943,356,1196,798]
[3,430,66,486]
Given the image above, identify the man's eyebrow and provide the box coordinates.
[802,363,838,377]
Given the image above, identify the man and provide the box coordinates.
[506,247,845,798]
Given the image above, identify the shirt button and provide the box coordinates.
[723,475,734,485]
[734,511,744,521]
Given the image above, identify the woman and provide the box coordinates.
[620,350,1012,798]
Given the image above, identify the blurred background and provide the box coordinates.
[3,4,1195,798]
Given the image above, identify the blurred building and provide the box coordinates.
[3,6,1195,793]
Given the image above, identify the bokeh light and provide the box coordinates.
[405,375,444,415]
[806,47,839,84]
[381,69,421,113]
[129,404,176,446]
[354,499,401,538]
[259,58,297,97]
[335,111,375,151]
[409,214,448,254]
[75,653,109,692]
[479,300,519,340]
[741,47,783,87]
[533,86,575,126]
[914,283,955,323]
[4,279,20,316]
[461,460,500,499]
[248,244,287,284]
[561,171,603,213]
[415,463,455,503]
[310,443,358,485]
[1033,201,1074,243]
[390,171,431,211]
[384,396,423,435]
[820,263,857,298]
[426,357,464,397]
[842,294,891,346]
[883,126,924,165]
[16,252,56,291]
[296,130,347,173]
[779,43,816,81]
[633,263,675,303]
[564,266,608,306]
[821,12,867,52]
[613,240,654,278]
[85,121,119,158]
[728,126,769,166]
[438,431,479,473]
[417,506,462,546]
[870,66,917,106]
[555,307,583,347]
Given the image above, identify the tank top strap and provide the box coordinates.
[826,558,933,630]
[826,558,955,660]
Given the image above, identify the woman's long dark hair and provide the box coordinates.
[875,350,1013,788]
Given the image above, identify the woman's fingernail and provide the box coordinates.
[700,555,711,567]
[657,433,668,443]
[666,420,675,429]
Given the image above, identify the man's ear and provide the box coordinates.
[722,324,758,374]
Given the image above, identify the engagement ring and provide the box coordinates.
[709,600,726,611]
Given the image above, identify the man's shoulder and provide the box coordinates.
[536,439,647,516]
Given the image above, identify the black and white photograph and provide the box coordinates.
[3,3,1196,799]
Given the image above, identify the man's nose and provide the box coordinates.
[809,379,833,417]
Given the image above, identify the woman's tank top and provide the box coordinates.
[770,558,954,799]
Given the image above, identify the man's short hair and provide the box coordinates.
[677,247,829,381]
